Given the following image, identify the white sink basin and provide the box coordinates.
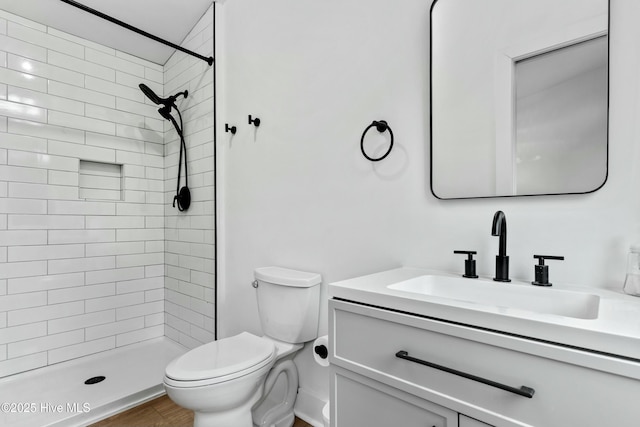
[387,275,600,319]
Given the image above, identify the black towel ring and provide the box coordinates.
[360,120,394,162]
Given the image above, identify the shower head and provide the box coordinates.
[139,83,163,105]
[138,84,188,108]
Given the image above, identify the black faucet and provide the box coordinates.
[491,210,510,282]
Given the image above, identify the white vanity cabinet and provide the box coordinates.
[329,298,640,427]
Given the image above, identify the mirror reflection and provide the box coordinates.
[430,0,609,199]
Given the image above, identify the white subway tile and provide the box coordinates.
[116,202,164,216]
[145,312,164,327]
[145,289,164,303]
[48,170,79,186]
[8,150,78,172]
[8,244,84,262]
[145,216,164,229]
[0,34,46,62]
[48,140,116,163]
[85,216,144,229]
[48,80,115,109]
[85,292,145,313]
[115,51,163,72]
[47,27,114,55]
[115,97,159,119]
[79,188,121,201]
[123,177,163,192]
[48,200,115,215]
[116,277,163,295]
[8,86,83,116]
[145,241,164,253]
[116,151,163,168]
[0,149,6,165]
[123,190,145,203]
[86,317,143,341]
[48,256,115,275]
[85,266,144,285]
[116,124,163,144]
[0,17,5,34]
[8,22,84,58]
[0,312,5,328]
[0,345,5,362]
[85,76,144,103]
[48,229,115,244]
[48,336,115,365]
[48,310,115,334]
[0,10,46,31]
[8,182,78,200]
[0,99,47,123]
[48,51,115,82]
[85,242,144,257]
[0,291,47,311]
[86,48,144,77]
[116,228,164,242]
[0,66,47,92]
[144,67,163,84]
[7,54,84,87]
[0,322,46,345]
[8,117,84,144]
[8,272,85,293]
[79,174,120,191]
[0,165,47,184]
[0,352,47,377]
[0,230,47,246]
[8,214,83,229]
[85,104,144,128]
[0,280,6,296]
[116,324,163,347]
[8,301,84,326]
[8,329,84,359]
[116,253,164,269]
[49,111,116,136]
[117,300,163,322]
[0,132,44,154]
[86,132,145,154]
[0,260,46,279]
[49,283,115,304]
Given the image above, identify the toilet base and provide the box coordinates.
[193,399,255,427]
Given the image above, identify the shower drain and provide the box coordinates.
[84,376,106,385]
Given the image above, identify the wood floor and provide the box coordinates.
[90,395,313,427]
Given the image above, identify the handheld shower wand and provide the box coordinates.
[139,84,191,211]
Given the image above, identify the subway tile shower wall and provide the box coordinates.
[0,6,215,376]
[163,6,216,350]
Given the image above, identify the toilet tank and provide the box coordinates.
[254,267,322,344]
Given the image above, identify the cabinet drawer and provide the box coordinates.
[332,366,458,427]
[330,299,640,427]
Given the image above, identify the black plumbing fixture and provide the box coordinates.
[453,250,479,278]
[491,210,510,282]
[139,84,191,211]
[360,120,394,162]
[225,124,237,134]
[248,115,261,127]
[59,0,214,66]
[531,255,564,286]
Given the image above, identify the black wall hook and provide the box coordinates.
[225,124,236,134]
[248,115,261,127]
[360,120,394,162]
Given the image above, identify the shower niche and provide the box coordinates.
[79,160,123,201]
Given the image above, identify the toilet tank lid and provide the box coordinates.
[254,267,321,288]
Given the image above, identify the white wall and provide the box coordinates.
[164,5,216,350]
[0,9,166,377]
[218,0,640,411]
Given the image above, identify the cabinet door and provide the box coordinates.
[459,415,493,427]
[333,367,457,427]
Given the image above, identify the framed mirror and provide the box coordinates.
[430,0,609,199]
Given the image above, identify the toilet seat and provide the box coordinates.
[164,332,276,388]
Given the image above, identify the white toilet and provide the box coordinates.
[164,266,322,427]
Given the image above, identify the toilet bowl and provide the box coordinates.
[164,267,322,427]
[322,402,330,427]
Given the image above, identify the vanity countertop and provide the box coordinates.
[329,267,640,362]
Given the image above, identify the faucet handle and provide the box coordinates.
[454,250,479,278]
[532,255,564,287]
